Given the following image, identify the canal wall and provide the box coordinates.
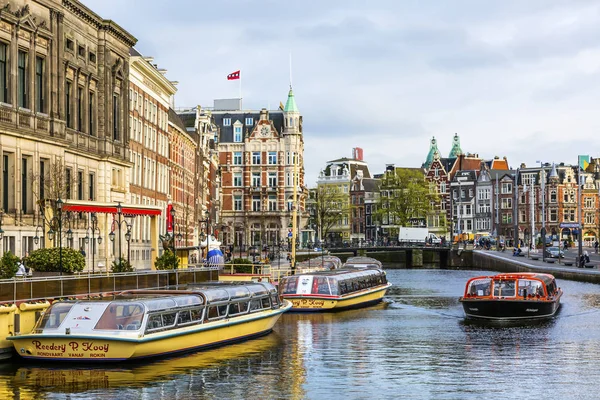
[330,249,473,269]
[473,251,600,284]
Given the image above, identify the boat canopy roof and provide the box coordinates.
[343,257,383,269]
[466,273,556,287]
[289,267,385,280]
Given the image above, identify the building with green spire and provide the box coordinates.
[448,133,463,158]
[284,87,299,113]
[423,136,440,168]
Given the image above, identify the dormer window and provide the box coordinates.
[223,118,231,126]
[245,117,253,125]
[234,126,242,142]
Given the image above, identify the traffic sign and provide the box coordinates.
[288,232,293,238]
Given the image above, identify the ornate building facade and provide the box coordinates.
[215,89,306,250]
[0,0,135,263]
[128,48,174,268]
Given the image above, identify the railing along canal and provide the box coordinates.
[0,266,220,303]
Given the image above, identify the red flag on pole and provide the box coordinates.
[227,70,240,80]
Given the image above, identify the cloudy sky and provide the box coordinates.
[85,0,600,185]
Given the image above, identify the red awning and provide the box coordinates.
[62,204,161,216]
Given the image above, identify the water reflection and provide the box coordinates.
[3,334,287,399]
[3,270,600,399]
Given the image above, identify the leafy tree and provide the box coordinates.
[374,167,438,238]
[310,185,352,242]
[154,249,180,270]
[25,248,85,273]
[0,251,20,279]
[111,257,134,273]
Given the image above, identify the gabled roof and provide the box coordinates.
[212,111,285,143]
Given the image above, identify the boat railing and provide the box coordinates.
[0,266,220,303]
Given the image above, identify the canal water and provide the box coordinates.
[2,269,600,400]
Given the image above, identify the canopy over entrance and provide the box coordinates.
[61,200,162,216]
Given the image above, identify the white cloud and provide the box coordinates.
[83,0,600,185]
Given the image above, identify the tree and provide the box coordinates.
[374,168,438,238]
[0,251,20,279]
[25,247,85,273]
[111,257,134,273]
[311,185,352,243]
[154,249,180,270]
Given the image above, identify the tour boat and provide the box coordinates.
[459,273,562,320]
[7,282,291,362]
[279,267,391,312]
[295,256,343,273]
[343,256,383,269]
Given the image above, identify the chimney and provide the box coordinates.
[352,147,364,161]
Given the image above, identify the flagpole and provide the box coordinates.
[239,71,242,109]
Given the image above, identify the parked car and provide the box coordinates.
[544,246,564,258]
[248,246,259,256]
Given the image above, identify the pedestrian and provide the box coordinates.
[595,240,599,254]
[16,259,26,277]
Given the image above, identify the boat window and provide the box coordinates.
[203,289,230,303]
[229,302,248,316]
[143,298,177,311]
[190,307,204,322]
[249,299,263,312]
[312,277,331,295]
[493,280,516,297]
[162,312,177,327]
[174,296,203,307]
[226,286,252,301]
[328,278,339,295]
[247,285,270,297]
[178,310,192,324]
[467,278,492,296]
[35,303,74,331]
[518,279,544,297]
[270,294,279,307]
[261,297,271,309]
[218,305,228,316]
[281,277,299,294]
[147,314,163,330]
[95,302,144,330]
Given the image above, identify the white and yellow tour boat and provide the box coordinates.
[279,267,391,312]
[8,282,291,362]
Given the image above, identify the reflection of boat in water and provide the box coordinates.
[10,334,281,393]
[279,268,391,312]
[8,282,291,362]
[459,273,562,320]
[343,256,383,269]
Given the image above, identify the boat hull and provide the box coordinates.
[460,297,561,320]
[9,302,291,362]
[283,283,391,312]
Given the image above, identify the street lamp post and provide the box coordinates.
[33,225,43,248]
[46,199,70,276]
[199,210,211,263]
[84,213,102,273]
[108,203,132,269]
[0,212,4,252]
